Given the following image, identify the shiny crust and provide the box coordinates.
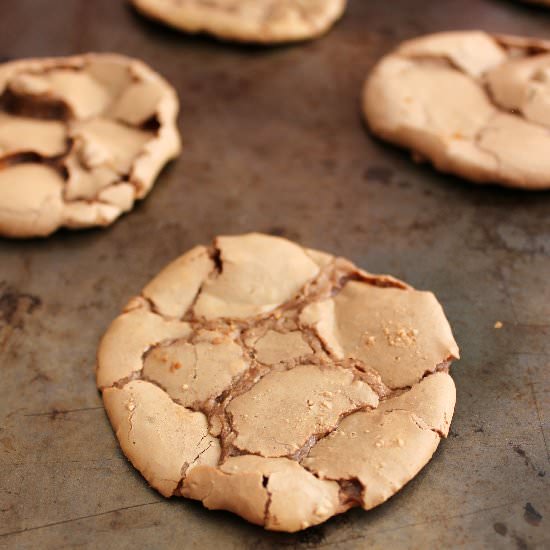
[97,233,459,532]
[0,53,181,237]
[131,0,347,44]
[363,31,550,190]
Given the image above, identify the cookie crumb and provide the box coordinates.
[364,334,376,345]
[494,321,503,329]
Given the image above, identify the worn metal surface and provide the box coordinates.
[0,0,549,548]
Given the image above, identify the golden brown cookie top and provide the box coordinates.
[131,0,347,44]
[363,31,550,190]
[98,233,459,531]
[0,53,181,237]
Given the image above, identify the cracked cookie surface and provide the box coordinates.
[0,53,181,237]
[97,233,459,532]
[363,31,550,190]
[131,0,347,44]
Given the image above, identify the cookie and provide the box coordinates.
[363,31,550,190]
[0,54,181,238]
[97,233,459,532]
[131,0,347,44]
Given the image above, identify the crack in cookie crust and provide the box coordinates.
[96,233,459,532]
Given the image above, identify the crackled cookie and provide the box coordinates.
[0,54,181,238]
[97,233,459,532]
[131,0,347,44]
[363,31,550,190]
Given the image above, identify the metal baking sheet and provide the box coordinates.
[1,0,549,548]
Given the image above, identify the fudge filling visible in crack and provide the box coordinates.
[97,233,460,532]
[363,31,550,190]
[131,0,348,44]
[0,54,181,238]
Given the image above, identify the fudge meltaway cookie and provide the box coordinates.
[363,31,550,190]
[0,54,181,238]
[131,0,347,44]
[97,233,459,532]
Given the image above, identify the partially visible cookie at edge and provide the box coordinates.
[0,53,181,238]
[363,31,550,190]
[131,0,348,44]
[97,232,460,532]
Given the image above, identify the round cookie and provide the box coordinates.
[0,54,181,238]
[363,31,550,190]
[131,0,347,44]
[97,233,459,532]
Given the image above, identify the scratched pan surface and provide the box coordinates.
[0,0,549,548]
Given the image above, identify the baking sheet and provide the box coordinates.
[1,0,549,548]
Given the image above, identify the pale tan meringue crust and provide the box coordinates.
[363,31,550,190]
[131,0,347,44]
[97,233,459,532]
[0,53,181,237]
